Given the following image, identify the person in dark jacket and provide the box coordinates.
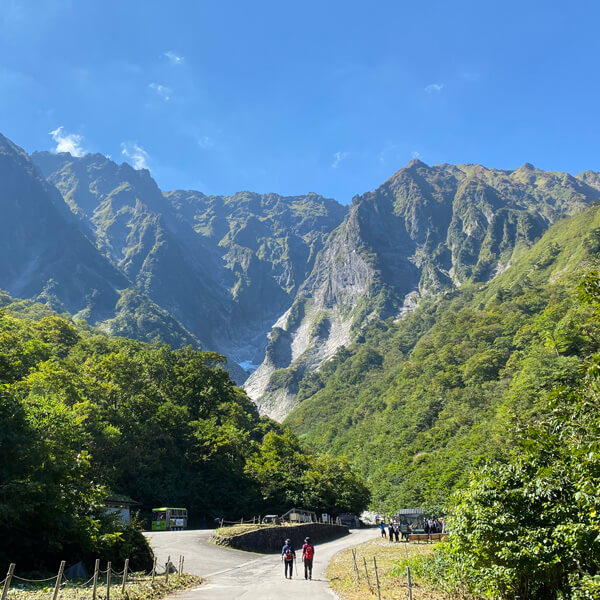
[388,521,394,540]
[302,537,315,580]
[281,538,296,579]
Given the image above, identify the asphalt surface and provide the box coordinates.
[145,528,376,599]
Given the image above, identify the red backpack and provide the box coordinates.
[304,544,314,560]
[285,548,294,561]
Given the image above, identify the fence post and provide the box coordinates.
[165,556,170,584]
[121,559,129,594]
[91,559,100,600]
[407,565,413,600]
[351,549,360,582]
[1,564,15,600]
[180,556,184,575]
[151,557,157,584]
[52,561,65,600]
[106,562,111,600]
[362,556,371,590]
[373,557,381,600]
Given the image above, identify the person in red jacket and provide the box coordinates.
[302,536,315,580]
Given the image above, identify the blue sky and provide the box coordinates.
[1,0,598,203]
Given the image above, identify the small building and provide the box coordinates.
[281,508,317,523]
[104,494,140,524]
[337,513,360,528]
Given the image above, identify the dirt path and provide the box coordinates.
[146,528,377,599]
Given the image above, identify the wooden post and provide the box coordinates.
[351,549,360,582]
[91,559,100,600]
[151,557,157,584]
[165,556,170,584]
[1,564,15,600]
[362,556,371,590]
[373,557,381,600]
[180,556,184,575]
[52,561,65,600]
[106,562,111,600]
[407,565,413,600]
[121,559,129,594]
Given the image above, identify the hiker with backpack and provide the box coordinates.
[281,538,296,579]
[302,536,315,580]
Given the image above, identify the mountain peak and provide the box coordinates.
[518,162,536,171]
[407,158,428,168]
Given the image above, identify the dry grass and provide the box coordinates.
[215,523,270,536]
[7,573,203,600]
[215,521,310,537]
[326,538,446,600]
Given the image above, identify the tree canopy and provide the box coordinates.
[0,303,370,571]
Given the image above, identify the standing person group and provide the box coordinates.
[281,537,316,580]
[424,518,443,533]
[378,517,411,542]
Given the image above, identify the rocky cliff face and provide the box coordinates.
[167,190,347,367]
[31,151,232,353]
[0,135,127,321]
[0,135,203,349]
[31,151,347,372]
[10,134,600,415]
[246,160,600,419]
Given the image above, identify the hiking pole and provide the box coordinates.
[295,557,298,577]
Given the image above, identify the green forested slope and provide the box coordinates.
[0,301,369,570]
[286,204,600,511]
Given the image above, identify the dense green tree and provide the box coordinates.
[436,273,600,599]
[0,305,371,571]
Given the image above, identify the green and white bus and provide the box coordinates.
[151,507,188,531]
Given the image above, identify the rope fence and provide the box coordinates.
[1,554,186,600]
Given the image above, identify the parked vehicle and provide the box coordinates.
[151,507,188,531]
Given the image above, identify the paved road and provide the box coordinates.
[146,528,376,599]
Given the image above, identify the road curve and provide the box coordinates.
[146,528,376,599]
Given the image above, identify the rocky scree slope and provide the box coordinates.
[166,189,347,367]
[247,159,600,419]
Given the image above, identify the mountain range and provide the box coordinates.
[2,131,600,424]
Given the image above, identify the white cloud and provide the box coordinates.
[411,151,421,159]
[121,142,149,170]
[164,51,184,65]
[49,126,85,156]
[197,136,213,148]
[331,151,348,168]
[149,82,172,101]
[424,83,444,93]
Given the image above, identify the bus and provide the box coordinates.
[151,507,188,531]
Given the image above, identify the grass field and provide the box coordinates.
[326,537,446,600]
